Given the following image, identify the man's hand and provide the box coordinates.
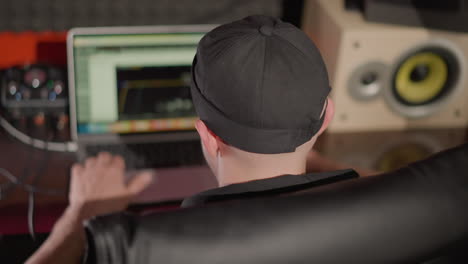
[26,152,153,264]
[69,152,153,218]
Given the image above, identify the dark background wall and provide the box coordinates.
[0,0,305,31]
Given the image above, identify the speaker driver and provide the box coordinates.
[395,52,448,105]
[375,142,432,172]
[385,40,464,118]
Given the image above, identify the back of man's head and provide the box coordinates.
[191,15,330,155]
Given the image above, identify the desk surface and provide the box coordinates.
[0,127,218,235]
[1,127,467,235]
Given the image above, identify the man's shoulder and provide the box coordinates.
[181,169,359,208]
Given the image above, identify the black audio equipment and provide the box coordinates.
[0,64,72,148]
[1,64,68,113]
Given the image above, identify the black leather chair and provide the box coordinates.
[84,144,468,264]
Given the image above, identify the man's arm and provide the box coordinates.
[26,152,153,264]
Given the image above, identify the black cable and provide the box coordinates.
[0,148,42,239]
[0,114,66,197]
[0,129,35,199]
[0,111,68,239]
[28,119,56,239]
[0,148,65,241]
[0,168,65,196]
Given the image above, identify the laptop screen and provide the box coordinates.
[70,30,207,136]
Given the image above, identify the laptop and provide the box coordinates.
[67,25,216,170]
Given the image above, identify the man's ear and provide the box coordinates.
[317,97,334,136]
[195,120,220,158]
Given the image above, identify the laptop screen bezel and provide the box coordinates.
[67,25,217,143]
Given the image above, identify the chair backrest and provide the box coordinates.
[84,144,468,264]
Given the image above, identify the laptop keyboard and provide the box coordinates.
[85,140,205,169]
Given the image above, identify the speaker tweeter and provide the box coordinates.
[348,61,388,101]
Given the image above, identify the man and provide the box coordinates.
[27,15,372,263]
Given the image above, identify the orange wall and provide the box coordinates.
[0,31,67,69]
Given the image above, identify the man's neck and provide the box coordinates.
[216,157,307,187]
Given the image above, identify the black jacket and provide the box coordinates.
[181,169,358,208]
[84,144,468,264]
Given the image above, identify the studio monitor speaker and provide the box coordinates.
[302,0,468,132]
[318,129,466,172]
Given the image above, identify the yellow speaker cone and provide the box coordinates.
[395,52,448,104]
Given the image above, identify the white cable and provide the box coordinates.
[28,191,36,240]
[0,116,77,152]
[0,167,20,184]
